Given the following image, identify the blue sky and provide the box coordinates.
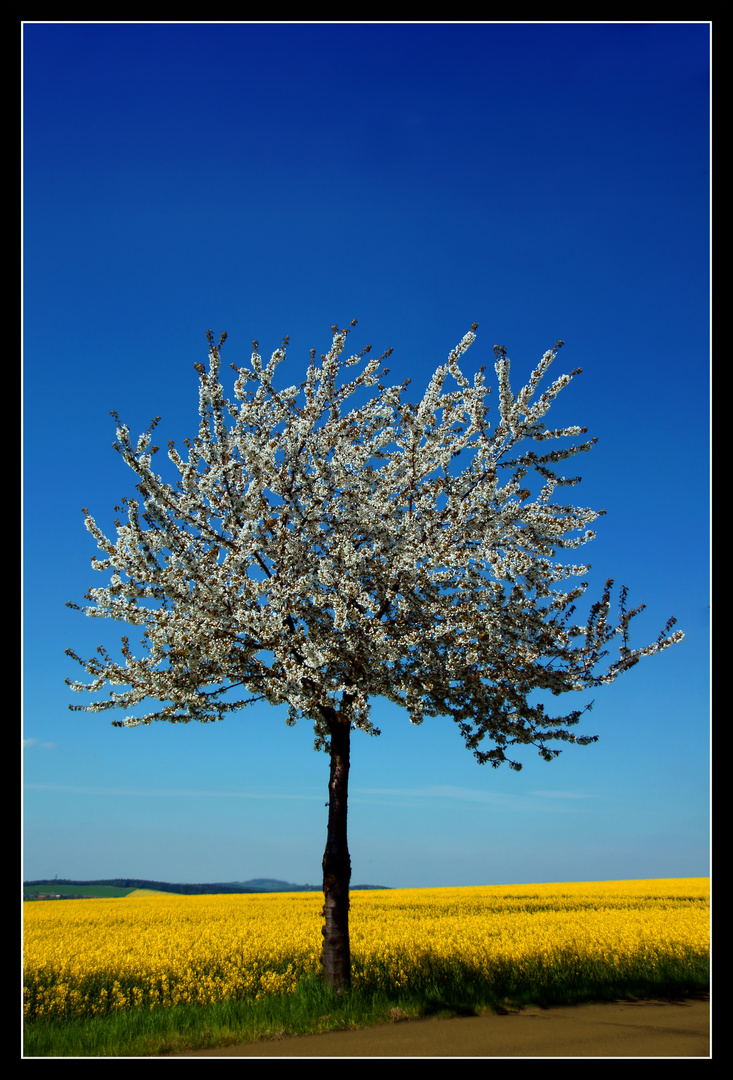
[23,22,710,890]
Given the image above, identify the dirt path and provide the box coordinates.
[171,993,710,1057]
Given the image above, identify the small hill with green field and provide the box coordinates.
[23,877,390,899]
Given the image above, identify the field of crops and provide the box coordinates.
[23,878,709,1024]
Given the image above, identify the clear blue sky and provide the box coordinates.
[23,22,710,889]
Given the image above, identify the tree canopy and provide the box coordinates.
[66,322,682,769]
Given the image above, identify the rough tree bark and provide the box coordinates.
[320,711,352,993]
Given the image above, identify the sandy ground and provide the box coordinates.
[170,993,710,1057]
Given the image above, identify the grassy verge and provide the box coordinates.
[24,961,709,1057]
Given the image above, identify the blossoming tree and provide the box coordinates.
[66,321,683,992]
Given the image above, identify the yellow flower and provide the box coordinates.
[23,879,709,1022]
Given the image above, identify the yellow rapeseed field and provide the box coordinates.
[23,878,709,1023]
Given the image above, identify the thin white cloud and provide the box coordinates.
[23,738,58,750]
[23,782,592,805]
[354,785,521,806]
[22,783,320,800]
[353,785,592,806]
[528,790,593,799]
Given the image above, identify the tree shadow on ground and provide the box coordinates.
[416,999,483,1018]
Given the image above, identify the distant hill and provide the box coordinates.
[23,877,391,899]
[229,878,318,892]
[24,881,134,899]
[230,879,390,892]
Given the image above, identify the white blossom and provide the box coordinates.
[66,322,683,769]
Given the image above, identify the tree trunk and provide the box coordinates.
[320,712,352,993]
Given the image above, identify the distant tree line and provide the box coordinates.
[24,878,387,896]
[24,878,265,895]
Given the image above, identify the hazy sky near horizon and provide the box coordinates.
[23,21,710,889]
